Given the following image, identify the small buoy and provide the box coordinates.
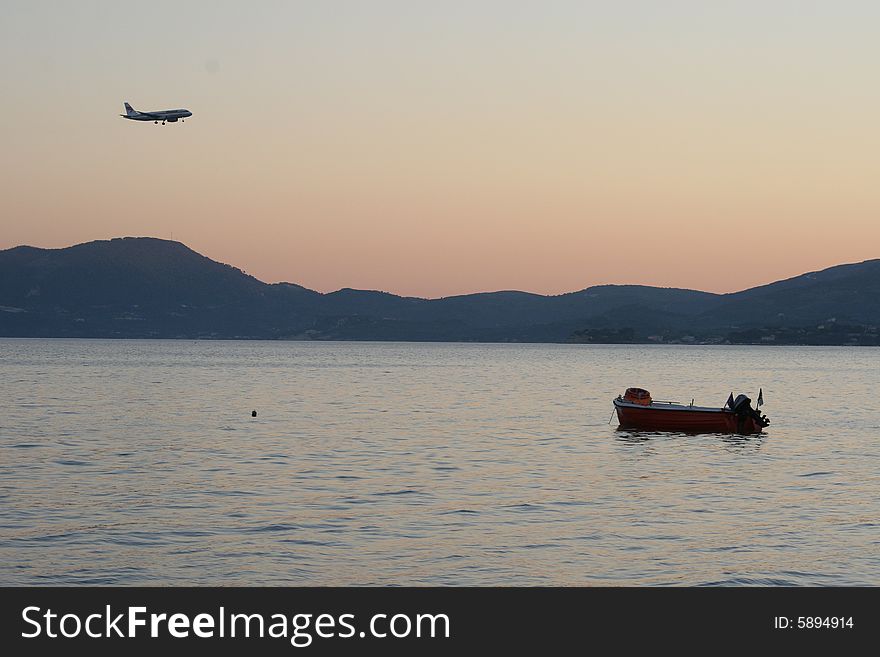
[251,410,257,417]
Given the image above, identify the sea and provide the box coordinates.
[1,339,878,586]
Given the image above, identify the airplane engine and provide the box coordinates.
[167,118,178,122]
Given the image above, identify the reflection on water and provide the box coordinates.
[719,434,764,453]
[0,340,878,585]
[616,430,765,454]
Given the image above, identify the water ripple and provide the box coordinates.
[1,339,878,585]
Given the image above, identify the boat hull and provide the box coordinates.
[613,399,764,434]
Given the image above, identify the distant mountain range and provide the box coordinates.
[1,237,879,344]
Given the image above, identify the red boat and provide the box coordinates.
[613,387,769,434]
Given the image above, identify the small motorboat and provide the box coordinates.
[613,387,770,434]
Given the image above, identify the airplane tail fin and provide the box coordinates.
[123,102,137,116]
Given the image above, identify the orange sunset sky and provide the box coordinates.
[1,1,879,298]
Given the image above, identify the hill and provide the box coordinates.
[1,237,878,343]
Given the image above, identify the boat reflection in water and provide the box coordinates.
[614,429,765,456]
[613,387,770,435]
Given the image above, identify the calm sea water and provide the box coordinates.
[1,339,878,586]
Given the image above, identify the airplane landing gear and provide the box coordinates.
[154,121,158,124]
[162,121,166,125]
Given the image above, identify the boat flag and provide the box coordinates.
[757,388,764,407]
[726,393,735,409]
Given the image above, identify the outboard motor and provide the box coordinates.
[731,393,770,429]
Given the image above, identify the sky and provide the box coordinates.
[1,1,879,298]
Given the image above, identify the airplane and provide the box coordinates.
[120,102,192,125]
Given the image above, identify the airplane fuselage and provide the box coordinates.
[120,102,192,124]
